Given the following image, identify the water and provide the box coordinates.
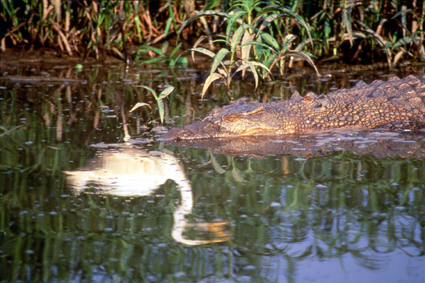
[0,61,424,282]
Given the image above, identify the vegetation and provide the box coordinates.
[130,85,174,123]
[179,2,320,97]
[2,1,425,103]
[1,1,425,67]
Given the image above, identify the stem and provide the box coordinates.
[227,52,235,99]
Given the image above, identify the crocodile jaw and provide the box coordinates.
[160,121,221,141]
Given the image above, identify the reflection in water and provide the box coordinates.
[65,146,230,246]
[1,63,425,282]
[163,128,425,158]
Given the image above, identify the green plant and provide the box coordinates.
[391,2,425,62]
[134,41,187,66]
[353,1,425,67]
[130,85,174,124]
[189,29,271,99]
[177,4,319,98]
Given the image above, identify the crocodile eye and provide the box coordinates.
[314,103,322,108]
[302,96,314,102]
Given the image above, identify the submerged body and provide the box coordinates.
[161,75,425,141]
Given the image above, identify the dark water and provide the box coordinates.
[0,61,424,282]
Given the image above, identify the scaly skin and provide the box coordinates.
[160,75,425,140]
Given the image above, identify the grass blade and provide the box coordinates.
[189,47,217,59]
[231,24,252,52]
[130,102,152,113]
[260,32,279,51]
[226,10,247,44]
[164,17,173,38]
[157,99,165,123]
[140,85,158,100]
[169,43,182,58]
[209,48,230,77]
[157,86,175,100]
[177,10,231,38]
[201,73,222,99]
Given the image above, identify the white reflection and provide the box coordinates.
[64,147,230,245]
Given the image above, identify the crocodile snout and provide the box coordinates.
[159,121,219,141]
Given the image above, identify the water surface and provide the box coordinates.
[0,61,424,282]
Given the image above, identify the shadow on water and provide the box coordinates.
[0,61,424,282]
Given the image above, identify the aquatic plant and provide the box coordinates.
[130,85,174,124]
[178,2,320,98]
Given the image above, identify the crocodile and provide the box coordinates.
[160,75,425,141]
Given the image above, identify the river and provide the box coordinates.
[0,59,424,282]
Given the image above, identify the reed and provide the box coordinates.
[0,0,423,67]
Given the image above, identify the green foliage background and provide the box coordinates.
[2,0,425,66]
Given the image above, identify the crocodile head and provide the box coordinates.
[160,100,296,141]
[160,120,221,140]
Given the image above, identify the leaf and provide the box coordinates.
[209,152,226,174]
[260,32,280,51]
[157,99,165,124]
[233,60,271,89]
[298,50,318,60]
[209,48,230,78]
[233,62,259,89]
[393,36,419,49]
[257,13,281,34]
[393,50,404,66]
[134,15,142,43]
[169,56,188,67]
[191,35,223,62]
[244,60,271,71]
[324,18,331,41]
[270,50,320,77]
[157,86,175,100]
[1,0,13,17]
[161,41,169,54]
[142,57,164,65]
[283,34,297,45]
[240,28,255,62]
[419,45,425,61]
[356,21,390,47]
[237,41,274,52]
[231,167,244,183]
[129,102,152,113]
[342,6,353,46]
[164,17,173,38]
[258,6,314,49]
[189,47,217,61]
[169,42,182,58]
[376,19,387,36]
[217,67,227,78]
[202,0,220,11]
[177,10,231,38]
[198,16,214,50]
[201,73,222,99]
[137,45,164,56]
[140,85,158,100]
[392,9,414,20]
[339,32,366,42]
[231,24,253,52]
[226,10,247,44]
